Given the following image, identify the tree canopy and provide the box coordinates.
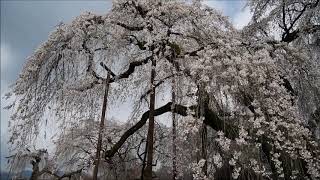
[5,0,320,179]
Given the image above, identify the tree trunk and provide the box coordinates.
[30,156,41,180]
[144,58,156,180]
[171,75,178,180]
[93,72,111,180]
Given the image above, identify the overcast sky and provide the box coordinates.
[0,0,251,173]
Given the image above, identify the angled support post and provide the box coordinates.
[93,62,114,180]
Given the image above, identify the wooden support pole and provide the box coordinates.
[93,72,111,180]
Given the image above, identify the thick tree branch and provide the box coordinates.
[57,168,83,179]
[78,56,151,92]
[109,56,152,83]
[105,102,188,158]
[178,42,217,58]
[168,31,202,45]
[41,168,83,180]
[281,0,320,42]
[105,101,236,158]
[115,22,144,31]
[128,35,147,50]
[183,46,205,57]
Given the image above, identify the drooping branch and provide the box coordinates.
[72,38,105,92]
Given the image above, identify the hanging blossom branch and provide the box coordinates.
[79,13,215,92]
